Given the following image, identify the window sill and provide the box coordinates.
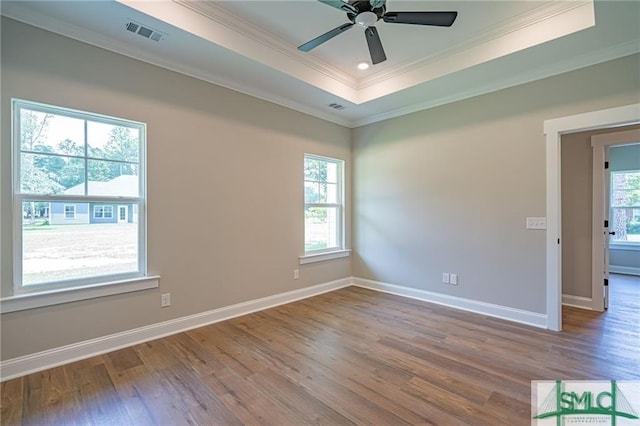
[299,249,351,265]
[610,243,640,252]
[0,276,160,313]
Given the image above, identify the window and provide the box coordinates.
[93,205,114,219]
[304,154,344,254]
[610,170,640,244]
[64,204,76,219]
[12,99,149,296]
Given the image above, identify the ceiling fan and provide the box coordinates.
[298,0,458,65]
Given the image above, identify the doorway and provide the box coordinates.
[544,103,640,331]
[559,128,640,312]
[591,133,640,312]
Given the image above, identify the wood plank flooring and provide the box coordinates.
[2,275,639,425]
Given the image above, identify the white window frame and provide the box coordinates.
[93,204,114,219]
[610,169,640,247]
[64,204,76,219]
[300,154,349,264]
[2,99,158,313]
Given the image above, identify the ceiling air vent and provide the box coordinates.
[329,103,345,110]
[125,20,166,43]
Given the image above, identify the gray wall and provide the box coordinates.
[560,127,639,299]
[2,16,640,362]
[352,54,640,313]
[0,18,351,360]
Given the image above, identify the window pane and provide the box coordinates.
[22,201,139,286]
[20,109,85,156]
[610,207,640,242]
[611,171,640,207]
[88,121,140,163]
[20,153,85,194]
[317,183,328,203]
[305,206,339,251]
[305,181,319,203]
[326,162,338,183]
[304,158,321,181]
[21,201,51,225]
[326,183,338,204]
[610,171,640,243]
[87,161,139,197]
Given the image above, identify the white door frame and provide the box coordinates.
[591,130,640,311]
[544,103,640,331]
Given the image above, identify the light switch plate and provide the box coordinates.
[526,217,547,230]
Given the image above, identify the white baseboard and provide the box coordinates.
[609,266,640,276]
[562,294,593,310]
[0,278,351,382]
[352,277,547,329]
[0,276,555,381]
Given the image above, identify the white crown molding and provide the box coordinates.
[360,1,592,89]
[356,1,595,103]
[0,4,353,128]
[0,278,352,381]
[174,0,358,90]
[352,41,639,128]
[3,0,634,128]
[118,0,360,102]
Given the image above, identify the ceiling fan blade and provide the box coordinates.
[364,26,386,64]
[298,22,355,52]
[317,0,358,15]
[370,0,386,9]
[382,11,458,27]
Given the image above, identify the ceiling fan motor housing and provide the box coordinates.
[347,0,386,23]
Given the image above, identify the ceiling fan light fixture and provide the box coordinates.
[298,1,458,65]
[357,61,370,70]
[355,11,378,28]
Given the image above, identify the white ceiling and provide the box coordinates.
[1,0,639,127]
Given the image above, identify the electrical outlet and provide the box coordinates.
[450,274,458,285]
[161,293,171,307]
[293,269,299,280]
[442,273,450,284]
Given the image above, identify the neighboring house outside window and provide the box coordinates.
[304,154,344,254]
[10,98,151,300]
[610,170,640,244]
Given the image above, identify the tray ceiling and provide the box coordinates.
[1,0,639,127]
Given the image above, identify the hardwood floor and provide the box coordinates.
[2,276,639,425]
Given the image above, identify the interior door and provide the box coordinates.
[603,148,611,309]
